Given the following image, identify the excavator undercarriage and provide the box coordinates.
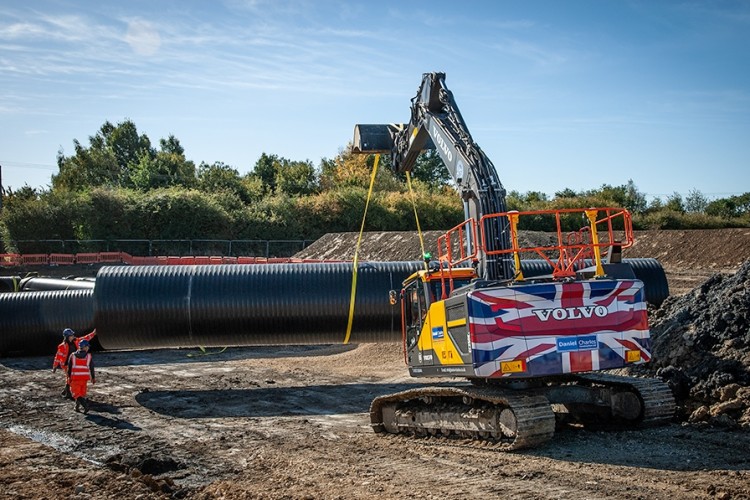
[370,374,674,450]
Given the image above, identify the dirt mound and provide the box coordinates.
[635,260,750,429]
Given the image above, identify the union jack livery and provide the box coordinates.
[403,268,652,380]
[468,280,650,378]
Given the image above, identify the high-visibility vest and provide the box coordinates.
[69,353,92,381]
[52,332,96,369]
[53,342,73,369]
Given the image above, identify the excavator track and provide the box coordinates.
[369,386,556,451]
[571,373,676,425]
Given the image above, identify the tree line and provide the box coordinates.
[1,119,747,255]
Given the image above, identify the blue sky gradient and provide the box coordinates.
[1,0,748,201]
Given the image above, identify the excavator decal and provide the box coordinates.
[467,280,651,377]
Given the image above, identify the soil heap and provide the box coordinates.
[634,260,750,429]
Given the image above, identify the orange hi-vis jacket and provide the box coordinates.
[68,353,93,381]
[52,331,96,370]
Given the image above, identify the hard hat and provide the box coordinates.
[63,328,75,337]
[78,339,90,349]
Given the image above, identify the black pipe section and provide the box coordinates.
[94,262,423,350]
[0,289,96,356]
[619,258,670,307]
[19,277,96,292]
[518,258,669,306]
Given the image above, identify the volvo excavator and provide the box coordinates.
[352,72,674,450]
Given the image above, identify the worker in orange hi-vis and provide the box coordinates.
[52,328,96,399]
[66,339,96,414]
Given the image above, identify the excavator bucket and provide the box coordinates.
[352,124,403,153]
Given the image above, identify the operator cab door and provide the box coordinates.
[404,278,432,366]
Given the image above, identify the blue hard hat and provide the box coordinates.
[78,339,90,348]
[63,328,75,337]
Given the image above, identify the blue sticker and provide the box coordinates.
[432,326,444,340]
[577,335,598,351]
[556,338,578,352]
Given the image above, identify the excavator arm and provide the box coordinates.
[353,72,512,280]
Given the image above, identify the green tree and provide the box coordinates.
[318,149,399,192]
[408,150,452,189]
[128,135,195,191]
[665,192,685,213]
[196,162,264,204]
[554,187,578,199]
[54,119,157,191]
[586,180,646,214]
[276,160,318,196]
[705,192,750,219]
[252,153,279,194]
[684,188,709,213]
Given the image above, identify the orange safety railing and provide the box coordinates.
[1,252,339,268]
[438,207,634,280]
[49,253,75,265]
[75,253,100,264]
[99,252,122,263]
[22,254,49,265]
[1,253,22,266]
[437,218,478,268]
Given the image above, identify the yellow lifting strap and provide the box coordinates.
[406,171,428,270]
[344,154,380,344]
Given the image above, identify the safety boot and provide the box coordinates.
[74,398,81,412]
[61,385,71,399]
[81,398,90,414]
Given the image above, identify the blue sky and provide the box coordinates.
[1,0,748,201]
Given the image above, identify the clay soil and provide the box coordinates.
[2,228,750,499]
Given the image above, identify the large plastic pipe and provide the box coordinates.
[94,262,423,350]
[0,289,96,356]
[518,258,668,306]
[19,277,96,291]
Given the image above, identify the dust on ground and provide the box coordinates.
[3,228,750,499]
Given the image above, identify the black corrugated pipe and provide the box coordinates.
[619,258,670,307]
[518,258,669,306]
[0,289,97,356]
[94,262,424,351]
[19,277,96,292]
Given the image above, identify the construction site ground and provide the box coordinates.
[2,228,750,499]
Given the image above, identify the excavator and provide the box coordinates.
[352,72,674,450]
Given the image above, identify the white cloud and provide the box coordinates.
[125,19,161,57]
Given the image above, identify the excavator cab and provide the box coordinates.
[400,267,475,371]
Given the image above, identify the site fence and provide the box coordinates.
[6,239,315,258]
[0,239,323,267]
